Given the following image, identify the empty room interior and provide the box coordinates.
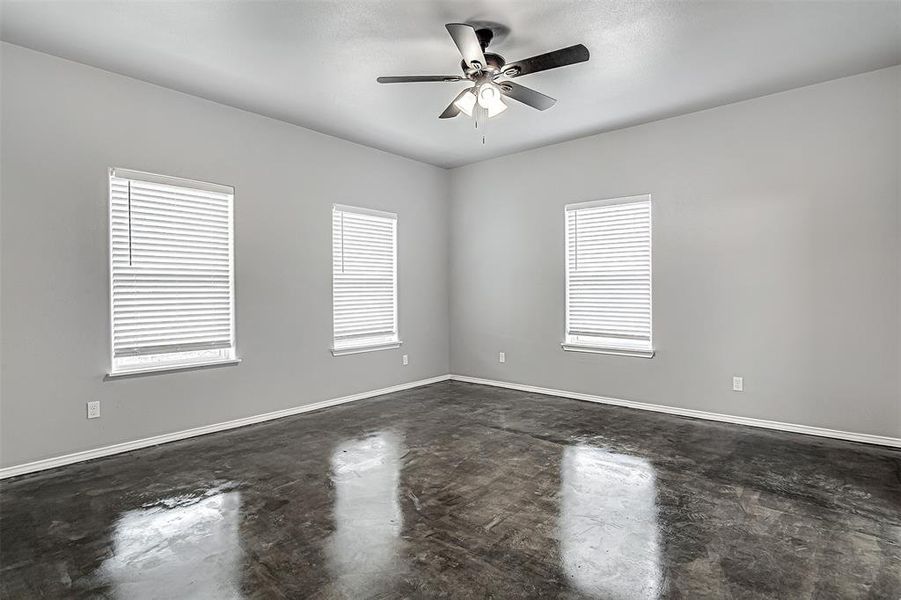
[1,0,900,598]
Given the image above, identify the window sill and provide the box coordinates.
[105,358,242,380]
[561,343,655,359]
[331,341,403,357]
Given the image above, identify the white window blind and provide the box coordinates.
[109,168,236,374]
[564,195,653,357]
[331,204,400,355]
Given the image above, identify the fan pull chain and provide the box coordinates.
[473,103,488,144]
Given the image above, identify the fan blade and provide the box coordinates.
[445,23,487,69]
[499,81,557,111]
[439,88,474,119]
[377,75,464,83]
[503,44,589,78]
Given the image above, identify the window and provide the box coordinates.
[564,195,653,357]
[109,169,236,375]
[331,205,400,355]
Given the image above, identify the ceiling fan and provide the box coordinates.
[377,24,589,123]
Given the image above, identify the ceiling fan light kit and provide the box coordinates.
[377,23,590,139]
[453,89,477,116]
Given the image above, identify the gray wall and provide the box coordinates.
[0,44,450,468]
[2,44,899,470]
[449,66,901,438]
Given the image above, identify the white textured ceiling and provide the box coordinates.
[2,1,899,168]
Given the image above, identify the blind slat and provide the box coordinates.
[110,173,235,362]
[333,206,398,348]
[565,196,652,348]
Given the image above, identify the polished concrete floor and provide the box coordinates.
[1,381,899,599]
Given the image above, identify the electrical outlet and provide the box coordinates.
[499,351,506,364]
[402,354,409,366]
[87,401,101,419]
[732,376,743,392]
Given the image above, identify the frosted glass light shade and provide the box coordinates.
[453,89,477,117]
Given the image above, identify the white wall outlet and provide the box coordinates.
[499,351,506,364]
[402,354,408,366]
[87,400,101,419]
[732,376,744,392]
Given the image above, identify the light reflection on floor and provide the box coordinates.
[326,431,405,599]
[559,446,662,600]
[99,485,244,599]
[4,383,899,597]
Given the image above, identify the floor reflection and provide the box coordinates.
[326,431,405,599]
[559,446,662,600]
[99,484,243,599]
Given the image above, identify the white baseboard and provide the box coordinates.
[449,375,901,449]
[0,374,452,480]
[4,373,896,480]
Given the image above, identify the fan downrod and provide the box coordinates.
[475,28,494,50]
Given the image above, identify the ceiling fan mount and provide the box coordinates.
[474,27,494,51]
[377,23,590,121]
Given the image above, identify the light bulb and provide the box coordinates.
[453,88,477,117]
[476,83,507,118]
[477,83,500,108]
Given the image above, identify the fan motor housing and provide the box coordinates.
[461,52,506,77]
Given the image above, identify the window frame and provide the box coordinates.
[562,194,654,358]
[107,168,239,377]
[330,204,401,357]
